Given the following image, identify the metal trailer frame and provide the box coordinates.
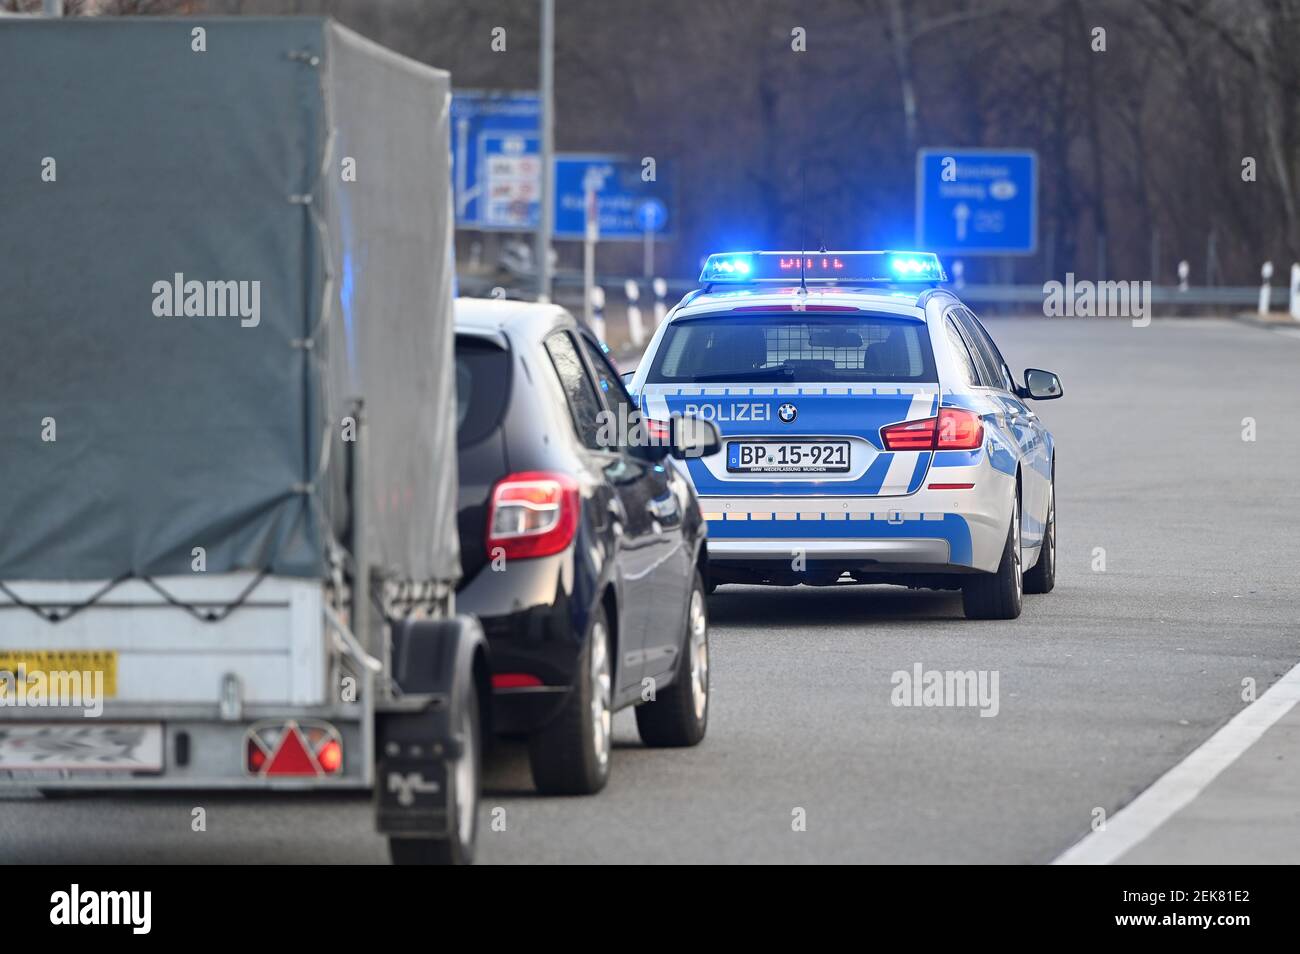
[0,18,485,857]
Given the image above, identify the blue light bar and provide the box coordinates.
[699,250,947,285]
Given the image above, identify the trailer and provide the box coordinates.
[0,17,487,864]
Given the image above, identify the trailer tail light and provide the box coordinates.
[247,744,268,773]
[486,471,580,560]
[316,739,343,774]
[881,408,984,451]
[245,720,343,778]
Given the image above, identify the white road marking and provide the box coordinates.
[1271,327,1300,340]
[1052,659,1300,864]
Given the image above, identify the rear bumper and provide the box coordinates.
[456,552,581,734]
[701,479,1014,575]
[710,537,952,563]
[0,702,369,790]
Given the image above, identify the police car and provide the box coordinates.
[625,250,1062,619]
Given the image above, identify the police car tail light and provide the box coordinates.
[935,408,984,450]
[881,408,983,451]
[880,417,937,451]
[487,471,580,559]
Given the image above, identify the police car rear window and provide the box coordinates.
[645,313,936,384]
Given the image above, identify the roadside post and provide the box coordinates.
[653,277,668,328]
[1259,261,1273,315]
[535,0,555,302]
[625,280,644,348]
[590,285,607,343]
[637,198,667,278]
[582,173,599,325]
[1291,263,1300,320]
[1178,260,1190,293]
[951,259,965,290]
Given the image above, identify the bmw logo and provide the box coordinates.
[777,403,797,424]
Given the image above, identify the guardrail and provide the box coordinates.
[478,261,1300,352]
[952,284,1286,307]
[557,278,1295,307]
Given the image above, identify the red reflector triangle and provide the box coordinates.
[266,724,319,776]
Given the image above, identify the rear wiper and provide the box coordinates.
[688,366,795,383]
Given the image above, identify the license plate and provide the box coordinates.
[0,650,118,697]
[0,723,163,772]
[727,440,851,473]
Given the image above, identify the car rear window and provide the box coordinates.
[455,336,511,447]
[645,313,936,384]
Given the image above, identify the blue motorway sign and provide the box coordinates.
[636,197,668,232]
[554,154,673,241]
[452,90,540,230]
[916,149,1037,255]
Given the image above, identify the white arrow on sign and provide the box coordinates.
[954,202,970,241]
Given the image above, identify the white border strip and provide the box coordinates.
[1053,659,1300,865]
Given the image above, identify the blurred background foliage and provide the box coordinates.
[8,0,1300,284]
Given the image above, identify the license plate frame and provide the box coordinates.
[0,649,118,698]
[0,723,164,772]
[726,439,852,474]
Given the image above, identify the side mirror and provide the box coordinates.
[1023,368,1063,400]
[669,415,722,460]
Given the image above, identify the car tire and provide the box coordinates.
[1023,478,1056,594]
[388,678,482,866]
[528,605,612,795]
[962,490,1023,620]
[635,571,709,748]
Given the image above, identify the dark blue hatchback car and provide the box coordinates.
[453,298,719,795]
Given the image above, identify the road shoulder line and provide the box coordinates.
[1052,660,1300,865]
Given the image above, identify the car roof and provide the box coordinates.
[454,296,574,345]
[670,284,959,320]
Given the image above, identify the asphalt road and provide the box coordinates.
[3,317,1298,864]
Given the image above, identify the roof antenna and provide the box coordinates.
[799,164,808,294]
[818,178,827,254]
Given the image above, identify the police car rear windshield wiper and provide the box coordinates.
[689,366,796,382]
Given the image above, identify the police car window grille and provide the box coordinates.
[645,315,937,383]
[764,324,875,370]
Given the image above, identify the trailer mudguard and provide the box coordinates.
[374,615,487,838]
